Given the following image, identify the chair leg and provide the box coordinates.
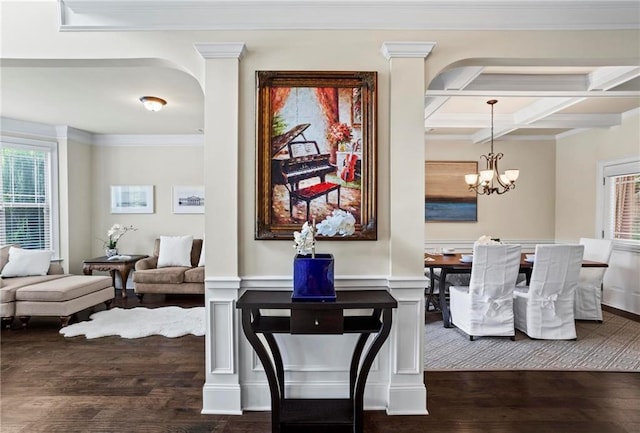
[469,335,474,341]
[510,336,516,341]
[136,293,144,302]
[1,316,14,329]
[60,315,72,327]
[18,316,31,328]
[105,300,113,310]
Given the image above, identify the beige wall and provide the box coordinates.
[65,139,93,274]
[425,138,557,242]
[555,112,640,242]
[90,145,205,257]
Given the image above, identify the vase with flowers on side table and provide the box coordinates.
[292,210,355,302]
[93,224,139,297]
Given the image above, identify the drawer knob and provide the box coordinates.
[314,319,319,326]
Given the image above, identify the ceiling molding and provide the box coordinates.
[194,42,247,59]
[0,117,59,141]
[425,113,622,129]
[380,42,436,60]
[91,134,204,147]
[58,1,640,31]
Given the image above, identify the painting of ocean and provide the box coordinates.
[425,201,477,222]
[425,161,478,222]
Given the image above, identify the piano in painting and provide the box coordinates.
[271,123,335,191]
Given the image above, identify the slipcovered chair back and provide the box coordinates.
[575,238,613,321]
[449,244,521,340]
[514,244,584,339]
[152,238,203,267]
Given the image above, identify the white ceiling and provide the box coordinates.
[1,0,639,141]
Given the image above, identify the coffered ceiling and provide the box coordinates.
[1,0,639,141]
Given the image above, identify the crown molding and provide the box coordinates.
[381,42,436,60]
[194,42,247,59]
[1,117,59,141]
[92,134,205,147]
[58,1,640,31]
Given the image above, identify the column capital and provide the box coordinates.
[195,42,246,60]
[380,42,435,60]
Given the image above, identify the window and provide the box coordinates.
[611,174,640,241]
[0,138,58,255]
[599,157,640,247]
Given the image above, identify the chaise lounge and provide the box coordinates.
[1,245,114,328]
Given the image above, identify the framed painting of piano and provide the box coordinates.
[256,70,377,240]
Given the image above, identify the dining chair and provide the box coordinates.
[449,244,522,341]
[513,244,584,340]
[574,238,613,322]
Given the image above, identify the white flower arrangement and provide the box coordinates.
[474,235,502,246]
[103,224,137,248]
[293,210,356,257]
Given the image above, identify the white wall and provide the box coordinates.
[556,112,640,314]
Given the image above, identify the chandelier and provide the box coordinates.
[464,100,519,195]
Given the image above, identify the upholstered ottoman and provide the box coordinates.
[14,275,114,327]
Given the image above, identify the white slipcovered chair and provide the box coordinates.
[514,244,584,340]
[574,238,612,322]
[449,244,522,341]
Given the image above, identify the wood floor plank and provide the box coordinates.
[2,292,639,433]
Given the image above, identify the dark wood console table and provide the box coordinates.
[82,255,148,298]
[236,290,397,433]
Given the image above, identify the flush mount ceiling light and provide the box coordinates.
[139,96,167,112]
[464,99,520,195]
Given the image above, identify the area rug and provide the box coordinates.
[59,306,205,339]
[424,311,640,371]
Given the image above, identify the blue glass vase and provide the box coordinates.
[292,253,335,301]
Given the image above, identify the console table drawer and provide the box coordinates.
[291,309,343,334]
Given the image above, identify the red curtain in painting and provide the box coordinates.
[315,88,339,125]
[270,87,291,114]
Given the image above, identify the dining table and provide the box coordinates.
[424,252,609,328]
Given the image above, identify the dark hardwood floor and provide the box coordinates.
[1,290,639,433]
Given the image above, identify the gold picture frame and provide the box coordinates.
[256,71,377,240]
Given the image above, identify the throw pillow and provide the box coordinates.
[157,235,193,268]
[198,238,205,267]
[0,247,53,277]
[0,244,19,273]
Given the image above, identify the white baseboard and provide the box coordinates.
[201,384,242,415]
[387,384,428,415]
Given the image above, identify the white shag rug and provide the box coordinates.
[60,306,205,339]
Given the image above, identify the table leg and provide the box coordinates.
[119,267,131,298]
[440,269,452,328]
[353,308,393,433]
[241,310,281,433]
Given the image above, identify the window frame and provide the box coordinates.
[597,156,640,253]
[0,136,60,258]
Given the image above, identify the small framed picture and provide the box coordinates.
[110,185,154,214]
[172,185,205,214]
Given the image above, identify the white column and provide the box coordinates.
[381,41,435,415]
[195,42,246,415]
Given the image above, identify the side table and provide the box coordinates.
[236,289,397,433]
[82,255,148,298]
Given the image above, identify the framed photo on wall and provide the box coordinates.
[425,161,478,222]
[255,70,377,240]
[110,185,154,214]
[172,185,205,214]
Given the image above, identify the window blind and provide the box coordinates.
[611,174,640,241]
[0,144,53,250]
